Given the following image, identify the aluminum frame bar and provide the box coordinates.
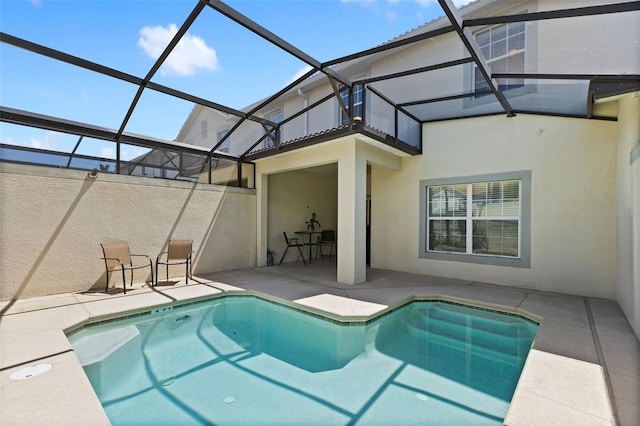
[205,0,351,88]
[437,0,514,117]
[323,25,455,67]
[362,57,475,84]
[0,106,220,158]
[116,1,207,141]
[0,32,269,127]
[465,1,640,26]
[217,67,316,155]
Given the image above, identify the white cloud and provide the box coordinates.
[138,24,220,76]
[452,0,474,7]
[99,147,115,159]
[284,65,314,87]
[340,0,375,4]
[24,131,61,150]
[416,0,473,7]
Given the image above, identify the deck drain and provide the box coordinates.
[224,396,236,404]
[416,393,430,402]
[9,364,52,381]
[173,315,191,323]
[158,376,176,387]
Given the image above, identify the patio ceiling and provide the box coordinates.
[1,0,639,166]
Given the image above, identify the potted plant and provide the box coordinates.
[306,212,321,231]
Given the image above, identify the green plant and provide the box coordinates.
[306,212,321,230]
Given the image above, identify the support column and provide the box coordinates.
[256,171,269,267]
[337,140,367,284]
[616,93,640,339]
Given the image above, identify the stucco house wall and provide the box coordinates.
[371,113,618,299]
[0,163,256,301]
[615,94,640,338]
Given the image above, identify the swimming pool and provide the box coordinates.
[68,295,538,425]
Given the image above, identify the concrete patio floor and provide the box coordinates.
[1,262,639,425]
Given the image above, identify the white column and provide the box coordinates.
[616,93,640,338]
[256,170,269,267]
[337,140,367,284]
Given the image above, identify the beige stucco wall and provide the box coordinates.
[267,168,338,264]
[0,164,256,301]
[633,146,640,336]
[371,113,618,299]
[615,93,640,337]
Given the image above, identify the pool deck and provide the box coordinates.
[1,263,639,425]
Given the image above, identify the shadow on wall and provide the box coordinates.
[197,188,257,272]
[0,175,97,316]
[93,181,201,293]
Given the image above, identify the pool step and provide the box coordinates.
[403,304,536,362]
[72,326,140,367]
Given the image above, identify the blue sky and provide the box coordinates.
[0,0,471,158]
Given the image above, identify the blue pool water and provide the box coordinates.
[68,296,538,425]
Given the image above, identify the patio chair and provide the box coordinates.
[315,230,336,261]
[279,232,307,266]
[100,242,153,294]
[156,239,193,286]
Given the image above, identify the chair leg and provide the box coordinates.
[279,245,291,265]
[296,245,307,266]
[105,269,110,292]
[185,261,189,285]
[121,268,127,294]
[155,262,158,286]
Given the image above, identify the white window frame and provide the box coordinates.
[201,119,208,139]
[264,108,283,148]
[419,171,531,268]
[216,126,230,153]
[473,21,526,96]
[339,84,363,125]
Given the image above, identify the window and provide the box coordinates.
[339,84,363,125]
[420,171,531,268]
[264,109,282,148]
[216,127,230,153]
[201,119,208,139]
[474,22,525,94]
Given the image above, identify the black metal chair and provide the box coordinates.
[315,230,336,261]
[279,232,307,266]
[100,241,153,294]
[156,239,193,285]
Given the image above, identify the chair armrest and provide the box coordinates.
[101,257,125,268]
[130,253,151,260]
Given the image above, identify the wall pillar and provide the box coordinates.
[256,170,269,267]
[337,141,367,284]
[616,92,640,339]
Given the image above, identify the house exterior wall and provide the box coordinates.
[633,143,640,336]
[371,113,618,299]
[616,93,640,337]
[0,163,256,301]
[180,0,638,156]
